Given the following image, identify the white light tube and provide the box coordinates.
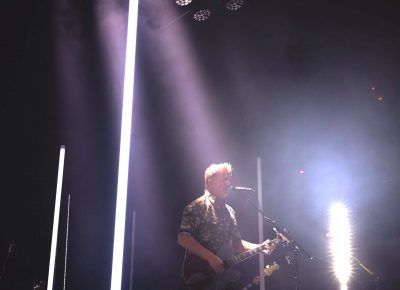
[110,0,139,289]
[47,146,66,290]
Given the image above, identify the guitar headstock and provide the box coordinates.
[263,262,280,277]
[274,231,292,247]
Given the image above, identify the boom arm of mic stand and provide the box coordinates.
[237,193,314,260]
[352,256,380,280]
[271,223,314,260]
[351,256,382,290]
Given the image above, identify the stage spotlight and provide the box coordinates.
[176,0,192,6]
[328,202,352,290]
[226,0,244,11]
[193,9,211,21]
[175,0,246,21]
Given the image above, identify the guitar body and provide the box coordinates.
[182,237,282,290]
[183,243,242,290]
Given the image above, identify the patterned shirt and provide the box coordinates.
[179,191,242,254]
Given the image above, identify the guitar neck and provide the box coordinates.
[225,244,265,267]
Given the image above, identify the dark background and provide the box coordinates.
[1,0,400,289]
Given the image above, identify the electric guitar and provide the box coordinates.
[182,237,281,290]
[240,262,280,290]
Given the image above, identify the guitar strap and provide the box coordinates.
[225,204,242,244]
[225,205,236,239]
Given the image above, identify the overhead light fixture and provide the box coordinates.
[226,0,244,11]
[176,0,192,6]
[193,9,211,21]
[175,0,246,21]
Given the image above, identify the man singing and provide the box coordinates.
[178,163,274,289]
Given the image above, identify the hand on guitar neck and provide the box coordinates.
[261,239,276,255]
[241,238,277,256]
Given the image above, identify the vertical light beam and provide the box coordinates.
[328,202,352,290]
[47,146,66,290]
[110,0,139,289]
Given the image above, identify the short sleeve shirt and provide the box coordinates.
[179,191,242,254]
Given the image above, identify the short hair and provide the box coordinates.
[204,162,233,187]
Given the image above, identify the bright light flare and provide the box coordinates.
[110,0,139,289]
[47,146,66,290]
[328,202,352,290]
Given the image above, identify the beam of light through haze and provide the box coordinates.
[145,3,224,165]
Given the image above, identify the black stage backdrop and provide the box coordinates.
[1,1,400,290]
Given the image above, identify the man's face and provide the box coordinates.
[207,169,232,199]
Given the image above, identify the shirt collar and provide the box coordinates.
[205,190,226,208]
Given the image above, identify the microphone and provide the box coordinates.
[230,186,256,192]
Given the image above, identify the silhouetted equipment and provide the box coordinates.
[0,242,15,282]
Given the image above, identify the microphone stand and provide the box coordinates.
[351,256,381,290]
[285,250,300,290]
[0,242,15,282]
[236,192,314,290]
